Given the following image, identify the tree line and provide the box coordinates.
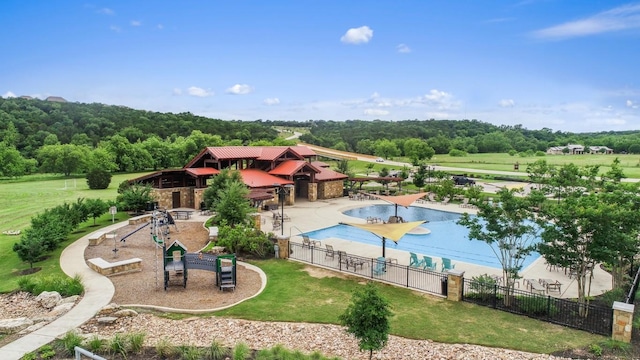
[298,119,640,157]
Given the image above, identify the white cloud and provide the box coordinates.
[157,24,164,30]
[131,20,142,27]
[397,44,411,53]
[263,98,280,105]
[340,26,373,44]
[364,109,389,116]
[98,8,114,15]
[110,25,121,33]
[531,3,640,40]
[627,100,638,109]
[187,86,214,97]
[172,88,182,95]
[226,84,254,95]
[499,99,515,107]
[2,91,16,98]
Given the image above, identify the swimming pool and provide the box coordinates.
[302,204,541,269]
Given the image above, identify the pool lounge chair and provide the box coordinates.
[441,257,455,272]
[422,256,437,271]
[325,244,335,259]
[338,251,350,268]
[409,252,426,268]
[302,235,321,248]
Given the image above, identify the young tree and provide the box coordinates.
[339,282,392,360]
[412,165,427,189]
[84,198,110,225]
[203,169,244,211]
[13,233,46,269]
[457,188,539,305]
[214,181,252,227]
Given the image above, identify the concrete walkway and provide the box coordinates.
[0,222,123,360]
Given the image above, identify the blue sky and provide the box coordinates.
[2,1,640,133]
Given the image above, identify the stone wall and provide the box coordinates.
[318,180,344,199]
[152,187,194,209]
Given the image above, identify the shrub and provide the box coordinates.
[20,352,37,360]
[179,345,202,360]
[84,335,105,353]
[233,342,251,360]
[517,296,558,316]
[128,332,146,354]
[207,339,228,360]
[448,149,467,157]
[55,331,84,356]
[599,287,625,307]
[155,337,177,358]
[108,333,128,358]
[589,343,603,356]
[18,274,84,296]
[467,274,497,300]
[535,151,546,156]
[86,168,112,189]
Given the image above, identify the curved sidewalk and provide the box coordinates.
[0,223,122,360]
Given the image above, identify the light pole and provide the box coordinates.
[274,183,294,235]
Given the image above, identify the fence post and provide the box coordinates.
[406,266,410,287]
[492,284,497,308]
[612,302,634,343]
[276,235,290,259]
[547,295,551,320]
[446,269,465,301]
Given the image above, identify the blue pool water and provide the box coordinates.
[303,204,541,269]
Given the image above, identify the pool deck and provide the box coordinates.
[263,196,612,299]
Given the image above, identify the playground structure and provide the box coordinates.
[162,240,237,291]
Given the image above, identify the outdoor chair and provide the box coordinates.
[460,198,469,208]
[302,235,321,248]
[409,252,425,268]
[373,257,386,275]
[441,197,451,205]
[338,251,350,268]
[441,257,455,272]
[325,244,335,259]
[524,278,546,294]
[422,256,437,271]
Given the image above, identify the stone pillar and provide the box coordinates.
[276,235,290,259]
[308,183,318,202]
[446,269,465,301]
[612,302,634,343]
[250,213,261,231]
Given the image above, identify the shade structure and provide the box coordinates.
[369,192,429,217]
[342,220,426,257]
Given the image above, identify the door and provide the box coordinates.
[172,191,181,208]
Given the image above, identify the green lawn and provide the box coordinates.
[0,172,150,292]
[215,260,603,354]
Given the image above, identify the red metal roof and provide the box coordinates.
[239,169,294,188]
[185,167,220,176]
[315,167,349,181]
[311,160,330,168]
[205,146,263,160]
[269,160,321,176]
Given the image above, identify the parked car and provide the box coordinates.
[375,157,385,162]
[452,175,476,186]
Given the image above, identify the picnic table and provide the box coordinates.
[173,210,193,220]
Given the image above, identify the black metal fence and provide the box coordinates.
[289,242,447,297]
[289,242,614,336]
[462,278,613,336]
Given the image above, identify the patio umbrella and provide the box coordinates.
[341,220,426,257]
[370,192,429,218]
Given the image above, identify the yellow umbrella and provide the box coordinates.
[341,220,426,257]
[369,192,429,218]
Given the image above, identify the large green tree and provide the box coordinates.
[339,282,392,360]
[37,144,89,176]
[536,162,640,313]
[203,169,244,211]
[458,188,541,304]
